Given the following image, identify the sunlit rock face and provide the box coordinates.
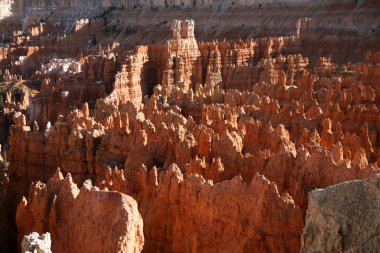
[21,232,52,253]
[16,169,144,253]
[0,0,12,20]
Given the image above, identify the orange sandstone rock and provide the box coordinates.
[103,164,303,253]
[16,169,144,253]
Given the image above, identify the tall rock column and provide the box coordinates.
[165,20,201,92]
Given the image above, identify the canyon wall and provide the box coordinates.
[5,0,378,10]
[0,0,346,12]
[0,0,378,64]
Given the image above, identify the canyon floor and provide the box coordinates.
[1,1,380,252]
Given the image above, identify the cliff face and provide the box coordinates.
[16,169,144,253]
[5,0,379,10]
[1,0,379,63]
[301,173,380,253]
[107,47,148,106]
[0,0,348,11]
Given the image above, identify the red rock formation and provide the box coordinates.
[101,164,303,252]
[28,53,118,126]
[106,46,149,105]
[16,169,144,253]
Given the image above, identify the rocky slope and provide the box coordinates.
[301,173,380,253]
